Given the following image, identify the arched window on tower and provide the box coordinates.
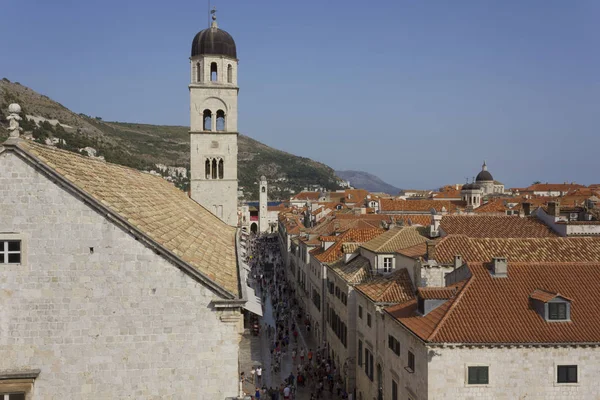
[227,64,233,83]
[203,110,212,131]
[211,62,218,82]
[218,159,224,179]
[216,110,225,131]
[212,158,217,179]
[262,187,266,193]
[205,158,211,179]
[196,62,202,82]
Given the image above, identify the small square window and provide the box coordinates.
[383,257,393,273]
[549,302,568,320]
[557,365,577,383]
[468,366,489,384]
[407,351,415,372]
[1,240,22,265]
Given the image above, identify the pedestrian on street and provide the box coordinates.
[256,366,262,385]
[255,387,261,399]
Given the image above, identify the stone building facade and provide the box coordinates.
[0,139,244,399]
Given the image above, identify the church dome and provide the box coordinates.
[191,26,237,59]
[475,170,493,182]
[475,161,493,182]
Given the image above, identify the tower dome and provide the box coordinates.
[191,24,237,59]
[475,161,493,182]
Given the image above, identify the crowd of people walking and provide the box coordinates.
[243,233,349,400]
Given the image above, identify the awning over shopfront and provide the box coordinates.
[243,286,263,316]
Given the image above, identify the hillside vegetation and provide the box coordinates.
[0,79,341,199]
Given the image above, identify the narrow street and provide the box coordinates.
[241,234,347,400]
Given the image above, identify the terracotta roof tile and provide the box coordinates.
[312,228,385,263]
[361,227,428,253]
[356,269,415,303]
[434,235,600,264]
[329,256,372,284]
[394,262,600,344]
[528,183,586,192]
[529,289,565,303]
[396,243,427,259]
[16,140,239,296]
[292,191,321,201]
[380,199,465,213]
[417,286,458,300]
[440,215,558,238]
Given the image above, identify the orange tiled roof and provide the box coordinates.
[440,215,558,238]
[529,289,573,303]
[392,262,600,344]
[417,286,458,300]
[433,235,600,264]
[292,191,321,201]
[527,183,586,192]
[473,199,511,214]
[432,187,462,199]
[344,189,370,204]
[380,199,464,213]
[355,269,415,303]
[396,242,427,259]
[311,228,384,263]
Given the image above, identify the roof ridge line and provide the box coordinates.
[428,277,474,341]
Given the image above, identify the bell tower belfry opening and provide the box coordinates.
[189,8,239,226]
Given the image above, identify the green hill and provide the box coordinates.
[0,78,341,199]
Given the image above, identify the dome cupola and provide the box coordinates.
[191,13,237,59]
[475,161,494,182]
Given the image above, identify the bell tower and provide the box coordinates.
[259,176,268,233]
[189,9,239,226]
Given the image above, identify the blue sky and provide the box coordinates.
[2,0,599,189]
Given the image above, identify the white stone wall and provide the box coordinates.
[395,254,417,285]
[383,314,429,400]
[354,292,380,400]
[0,152,240,399]
[324,269,354,389]
[308,256,325,343]
[428,345,600,400]
[416,262,454,288]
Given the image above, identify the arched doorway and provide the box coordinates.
[250,223,258,234]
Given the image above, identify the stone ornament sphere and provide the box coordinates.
[260,175,266,181]
[8,103,21,114]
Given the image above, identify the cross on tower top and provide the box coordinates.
[210,6,218,27]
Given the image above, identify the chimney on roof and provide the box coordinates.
[426,240,436,261]
[491,257,508,277]
[548,201,560,218]
[522,202,531,216]
[454,255,462,269]
[430,213,442,238]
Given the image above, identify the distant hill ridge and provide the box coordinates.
[336,170,401,195]
[0,79,344,199]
